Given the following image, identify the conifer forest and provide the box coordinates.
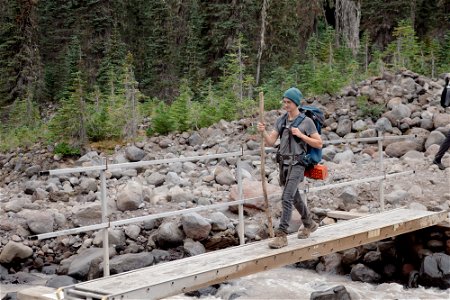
[0,0,449,153]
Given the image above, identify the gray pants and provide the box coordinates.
[435,130,450,162]
[278,164,313,233]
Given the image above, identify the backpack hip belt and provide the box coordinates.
[276,153,305,163]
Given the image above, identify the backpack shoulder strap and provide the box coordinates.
[291,113,306,128]
[276,113,288,134]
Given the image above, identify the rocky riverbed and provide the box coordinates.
[1,70,450,298]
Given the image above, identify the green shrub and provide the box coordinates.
[0,125,44,152]
[356,95,384,120]
[54,142,81,157]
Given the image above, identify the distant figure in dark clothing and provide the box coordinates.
[433,76,450,170]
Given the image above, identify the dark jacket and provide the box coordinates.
[441,77,449,108]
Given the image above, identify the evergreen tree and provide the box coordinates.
[437,31,450,75]
[149,102,175,135]
[0,0,43,106]
[59,36,83,101]
[48,71,87,148]
[170,80,193,133]
[96,25,127,94]
[384,20,420,71]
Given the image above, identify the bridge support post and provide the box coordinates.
[100,158,110,277]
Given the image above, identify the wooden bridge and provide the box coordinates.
[18,208,448,300]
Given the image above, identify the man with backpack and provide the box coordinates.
[432,76,450,170]
[257,87,322,249]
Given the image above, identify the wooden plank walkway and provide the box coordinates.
[24,208,449,300]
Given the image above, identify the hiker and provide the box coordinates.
[257,87,322,249]
[432,76,450,170]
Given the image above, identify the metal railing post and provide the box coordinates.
[100,159,110,277]
[378,131,385,211]
[237,157,245,245]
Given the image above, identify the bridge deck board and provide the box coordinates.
[64,208,448,300]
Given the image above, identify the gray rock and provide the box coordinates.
[336,118,352,137]
[169,186,195,203]
[156,222,185,247]
[125,145,146,162]
[46,275,78,288]
[67,247,107,280]
[333,150,354,164]
[124,224,141,240]
[146,172,165,186]
[77,151,102,166]
[183,238,206,256]
[338,187,358,210]
[72,203,102,227]
[385,189,408,205]
[24,180,42,195]
[116,181,144,211]
[188,132,203,146]
[385,141,421,158]
[316,253,344,275]
[79,178,98,194]
[25,165,41,177]
[214,167,235,186]
[165,172,181,186]
[310,285,351,300]
[350,263,381,283]
[181,213,211,241]
[420,253,450,289]
[0,241,33,263]
[109,252,154,274]
[425,131,445,149]
[210,212,230,231]
[26,211,54,234]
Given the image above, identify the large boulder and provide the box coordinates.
[181,213,211,241]
[109,252,154,274]
[310,285,351,300]
[116,181,144,211]
[229,179,281,214]
[419,253,450,289]
[350,263,381,283]
[0,241,33,263]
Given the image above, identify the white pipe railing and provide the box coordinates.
[34,133,415,277]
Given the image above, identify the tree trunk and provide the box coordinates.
[335,0,361,56]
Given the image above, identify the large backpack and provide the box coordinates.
[278,105,325,166]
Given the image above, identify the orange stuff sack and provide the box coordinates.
[304,164,328,180]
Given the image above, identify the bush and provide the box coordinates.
[54,142,81,157]
[356,95,384,120]
[0,125,45,152]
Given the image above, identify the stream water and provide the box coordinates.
[168,266,449,300]
[1,266,449,299]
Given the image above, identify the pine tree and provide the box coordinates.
[96,25,127,94]
[0,0,43,106]
[170,80,192,133]
[384,20,420,71]
[49,71,87,148]
[150,102,175,135]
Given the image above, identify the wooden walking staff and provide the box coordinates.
[259,92,274,238]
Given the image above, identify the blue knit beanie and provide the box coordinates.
[283,87,303,106]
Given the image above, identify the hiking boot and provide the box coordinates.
[297,221,318,239]
[433,159,445,170]
[269,230,288,249]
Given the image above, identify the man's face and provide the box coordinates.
[282,98,297,112]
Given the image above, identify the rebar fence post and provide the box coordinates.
[378,131,385,211]
[237,157,245,245]
[100,158,110,276]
